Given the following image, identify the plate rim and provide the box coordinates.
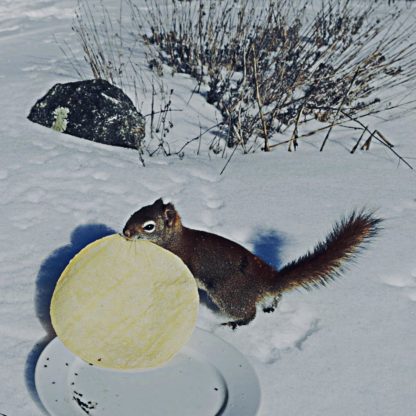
[35,327,261,416]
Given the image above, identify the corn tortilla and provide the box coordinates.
[50,234,199,370]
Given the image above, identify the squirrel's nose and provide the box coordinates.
[123,229,131,238]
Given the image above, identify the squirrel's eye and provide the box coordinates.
[143,221,156,233]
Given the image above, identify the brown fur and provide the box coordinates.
[123,199,382,328]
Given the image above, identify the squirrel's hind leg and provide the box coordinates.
[206,282,258,329]
[221,312,256,330]
[220,304,257,330]
[261,294,281,313]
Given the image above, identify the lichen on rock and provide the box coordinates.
[51,107,69,133]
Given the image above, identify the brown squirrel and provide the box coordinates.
[123,198,381,328]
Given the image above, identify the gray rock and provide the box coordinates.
[28,79,145,149]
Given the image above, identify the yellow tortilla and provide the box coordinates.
[50,234,199,370]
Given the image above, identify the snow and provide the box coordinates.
[1,1,416,415]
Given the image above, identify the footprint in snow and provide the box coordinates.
[176,166,224,229]
[201,188,224,223]
[10,210,44,230]
[169,172,188,185]
[200,209,221,229]
[23,187,47,204]
[206,199,224,210]
[214,301,319,364]
[380,273,416,288]
[199,192,225,229]
[408,291,416,302]
[186,167,220,184]
[92,171,110,181]
[31,140,56,151]
[380,270,416,302]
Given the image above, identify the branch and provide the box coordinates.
[174,122,224,155]
[320,67,361,152]
[350,126,368,154]
[288,105,303,152]
[251,47,270,152]
[340,111,414,170]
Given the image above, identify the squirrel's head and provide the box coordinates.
[122,198,181,245]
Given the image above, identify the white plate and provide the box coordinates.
[35,327,261,416]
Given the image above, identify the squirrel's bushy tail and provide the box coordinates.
[276,210,382,292]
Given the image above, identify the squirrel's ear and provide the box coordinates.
[153,198,164,210]
[163,203,177,228]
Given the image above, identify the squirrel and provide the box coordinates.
[123,198,381,329]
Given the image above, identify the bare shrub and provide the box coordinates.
[134,0,416,157]
[66,0,416,170]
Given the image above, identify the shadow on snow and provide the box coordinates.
[25,223,116,412]
[252,228,286,271]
